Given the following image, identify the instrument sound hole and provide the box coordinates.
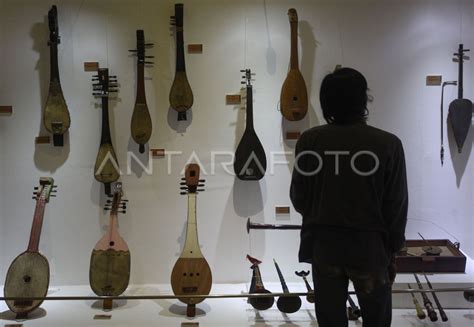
[183,273,187,276]
[190,273,194,277]
[109,241,115,246]
[293,96,298,101]
[23,275,32,283]
[197,273,200,276]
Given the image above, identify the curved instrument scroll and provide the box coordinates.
[234,69,267,180]
[280,8,308,121]
[43,5,70,146]
[130,30,153,153]
[171,164,212,317]
[92,68,120,195]
[169,3,193,121]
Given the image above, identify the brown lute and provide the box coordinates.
[247,255,274,310]
[3,178,56,317]
[171,164,212,317]
[130,30,153,153]
[169,3,193,121]
[273,259,301,314]
[89,182,130,297]
[92,68,120,195]
[43,5,70,146]
[280,8,308,121]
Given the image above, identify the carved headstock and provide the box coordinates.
[104,182,128,214]
[240,69,255,87]
[246,254,262,267]
[170,4,184,28]
[288,8,298,23]
[180,163,205,195]
[129,30,154,65]
[92,68,118,98]
[32,177,56,202]
[48,5,60,45]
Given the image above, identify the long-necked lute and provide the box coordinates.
[247,255,274,310]
[90,182,130,298]
[169,3,193,121]
[130,30,153,153]
[93,68,120,195]
[448,44,472,153]
[171,164,212,317]
[423,273,448,322]
[4,178,56,317]
[414,273,438,322]
[408,283,426,320]
[273,259,301,314]
[295,270,314,303]
[234,69,267,180]
[43,5,70,146]
[280,8,308,121]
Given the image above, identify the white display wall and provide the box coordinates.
[0,0,473,287]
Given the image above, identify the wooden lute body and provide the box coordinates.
[131,30,153,154]
[43,5,70,146]
[3,178,55,316]
[93,68,120,195]
[280,8,308,121]
[171,164,212,317]
[89,183,130,297]
[169,3,193,121]
[234,69,267,180]
[247,255,274,310]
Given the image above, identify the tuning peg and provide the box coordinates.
[240,70,245,72]
[109,75,117,78]
[180,182,186,185]
[109,90,119,93]
[145,43,154,46]
[198,184,205,187]
[180,187,187,190]
[199,179,206,182]
[50,194,56,197]
[92,75,99,78]
[34,186,39,190]
[197,189,205,192]
[144,61,154,65]
[241,82,246,84]
[106,200,112,203]
[121,199,129,202]
[32,196,37,199]
[128,49,138,52]
[104,207,110,211]
[145,56,155,58]
[181,177,186,180]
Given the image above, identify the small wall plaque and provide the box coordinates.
[426,75,442,86]
[150,148,165,158]
[182,323,199,327]
[226,95,241,105]
[286,132,301,140]
[35,136,50,144]
[93,314,112,320]
[0,106,13,115]
[275,206,290,214]
[5,324,23,327]
[188,44,203,53]
[84,62,99,72]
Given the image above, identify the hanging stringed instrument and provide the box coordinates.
[280,8,308,121]
[43,5,70,146]
[169,3,193,121]
[92,68,120,195]
[448,44,472,153]
[273,259,301,314]
[89,182,130,297]
[234,69,267,180]
[171,164,212,317]
[295,270,314,303]
[130,30,154,154]
[247,255,274,310]
[3,178,56,317]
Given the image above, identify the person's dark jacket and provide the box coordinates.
[290,122,408,270]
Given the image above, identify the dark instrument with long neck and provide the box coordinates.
[3,178,56,317]
[423,273,448,321]
[130,30,153,154]
[407,283,426,320]
[273,259,301,314]
[169,3,193,121]
[171,164,212,317]
[246,218,300,233]
[294,270,314,303]
[346,295,361,320]
[234,69,267,180]
[93,68,120,195]
[280,8,308,121]
[247,255,274,310]
[90,183,130,298]
[414,273,438,322]
[43,5,70,146]
[448,44,472,153]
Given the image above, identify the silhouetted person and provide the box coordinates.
[290,68,408,327]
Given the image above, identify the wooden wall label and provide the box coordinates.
[426,75,442,86]
[0,106,13,115]
[84,62,99,72]
[286,132,301,140]
[187,44,203,53]
[35,136,51,144]
[182,323,199,326]
[93,314,112,320]
[150,149,165,158]
[275,206,290,214]
[226,95,241,105]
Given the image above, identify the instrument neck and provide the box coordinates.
[27,199,47,252]
[49,43,60,81]
[275,263,289,293]
[302,276,312,292]
[108,213,118,236]
[182,193,202,257]
[246,86,254,129]
[290,21,299,70]
[458,46,464,99]
[176,29,185,72]
[101,97,112,144]
[136,63,146,104]
[252,265,265,289]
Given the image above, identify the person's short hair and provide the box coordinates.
[320,67,369,124]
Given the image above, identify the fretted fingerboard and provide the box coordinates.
[181,193,203,258]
